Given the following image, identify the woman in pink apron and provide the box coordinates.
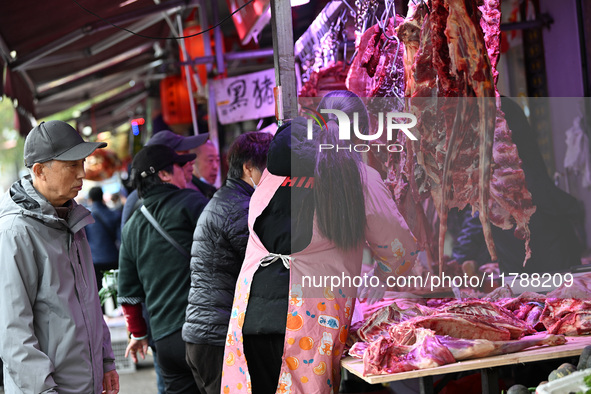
[221,91,419,394]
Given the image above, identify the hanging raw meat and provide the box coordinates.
[407,0,498,273]
[300,61,351,98]
[338,0,535,274]
[397,1,429,97]
[347,6,439,261]
[480,0,537,257]
[346,15,405,101]
[391,0,535,273]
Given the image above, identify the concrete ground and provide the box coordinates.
[0,355,158,394]
[118,353,159,394]
[107,314,160,394]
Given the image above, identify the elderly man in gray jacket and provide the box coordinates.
[0,120,119,393]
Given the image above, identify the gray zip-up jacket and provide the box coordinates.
[0,176,116,393]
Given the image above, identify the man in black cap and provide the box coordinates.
[118,144,206,394]
[149,130,210,187]
[118,130,210,394]
[121,130,210,230]
[0,120,119,393]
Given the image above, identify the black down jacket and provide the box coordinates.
[182,178,254,346]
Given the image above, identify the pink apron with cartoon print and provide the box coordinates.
[221,165,418,394]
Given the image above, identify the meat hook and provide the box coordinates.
[377,0,397,41]
[341,0,356,15]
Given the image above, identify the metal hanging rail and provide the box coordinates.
[500,13,553,31]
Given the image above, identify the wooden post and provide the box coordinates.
[270,0,298,122]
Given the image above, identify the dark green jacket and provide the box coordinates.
[118,184,207,340]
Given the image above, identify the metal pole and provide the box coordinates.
[207,80,221,187]
[270,0,298,122]
[226,48,274,61]
[182,48,275,66]
[164,4,205,95]
[418,376,434,394]
[211,0,226,75]
[480,368,499,394]
[176,14,199,135]
[89,13,171,56]
[499,13,553,31]
[198,0,213,75]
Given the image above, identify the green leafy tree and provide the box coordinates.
[0,97,25,192]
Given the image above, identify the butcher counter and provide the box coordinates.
[341,335,591,393]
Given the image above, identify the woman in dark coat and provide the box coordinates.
[183,131,273,394]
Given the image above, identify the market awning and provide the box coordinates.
[0,0,323,137]
[0,0,208,135]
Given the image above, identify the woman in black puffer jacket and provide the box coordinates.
[182,131,272,394]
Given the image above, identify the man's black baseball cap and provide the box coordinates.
[147,130,209,151]
[132,144,196,178]
[24,120,106,167]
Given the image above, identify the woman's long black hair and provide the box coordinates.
[314,90,369,250]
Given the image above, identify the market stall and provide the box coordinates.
[1,0,590,392]
[337,272,591,391]
[283,0,591,392]
[343,336,591,393]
